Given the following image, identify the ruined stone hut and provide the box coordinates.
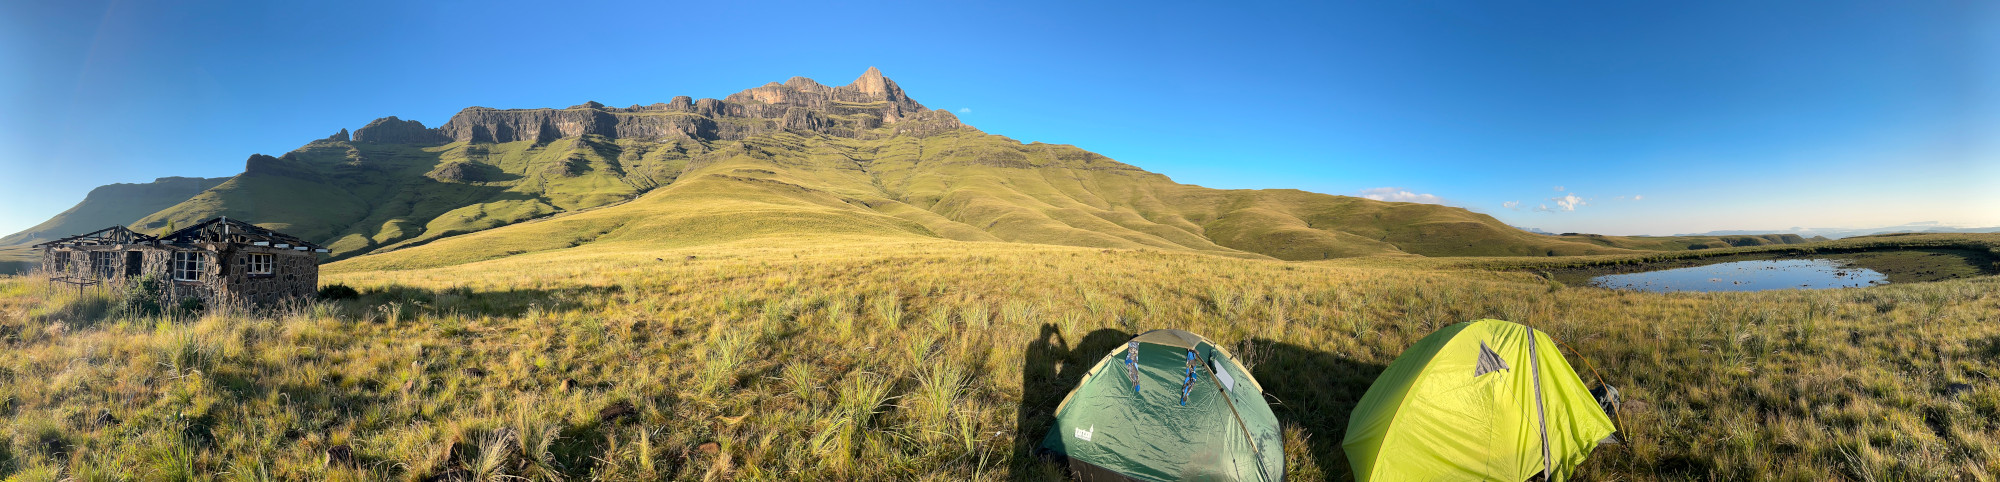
[35,218,327,306]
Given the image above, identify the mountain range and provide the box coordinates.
[0,68,1816,272]
[1677,223,2000,240]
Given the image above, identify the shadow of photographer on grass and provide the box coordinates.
[1012,324,1129,481]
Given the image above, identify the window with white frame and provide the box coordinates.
[248,253,273,275]
[172,251,205,281]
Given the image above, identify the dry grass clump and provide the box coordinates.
[1,236,1997,480]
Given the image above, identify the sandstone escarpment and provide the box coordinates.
[430,67,957,144]
[353,117,448,145]
[889,109,965,138]
[441,107,624,143]
[723,66,925,123]
[438,105,735,143]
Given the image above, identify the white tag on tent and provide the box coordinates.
[1211,359,1236,392]
[1074,425,1094,442]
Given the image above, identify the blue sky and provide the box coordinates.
[2,0,1994,236]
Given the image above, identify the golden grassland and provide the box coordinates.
[2,235,1999,481]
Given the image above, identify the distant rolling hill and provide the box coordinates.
[1547,233,1813,251]
[1679,223,2000,240]
[1,68,1815,272]
[0,176,227,247]
[0,176,227,273]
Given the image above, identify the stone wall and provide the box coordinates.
[41,243,319,307]
[214,246,319,306]
[41,249,73,279]
[42,245,170,286]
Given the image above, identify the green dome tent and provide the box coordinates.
[1039,329,1285,481]
[1342,319,1616,481]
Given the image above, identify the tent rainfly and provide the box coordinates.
[1039,329,1284,481]
[1342,319,1616,481]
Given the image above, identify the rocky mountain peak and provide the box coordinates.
[849,66,890,96]
[241,154,293,176]
[726,68,918,109]
[784,76,823,90]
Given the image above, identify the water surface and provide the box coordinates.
[1589,258,1887,293]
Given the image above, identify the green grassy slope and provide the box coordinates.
[131,136,681,259]
[870,132,1644,259]
[0,246,34,275]
[336,126,1667,271]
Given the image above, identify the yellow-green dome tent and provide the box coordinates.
[1342,319,1615,481]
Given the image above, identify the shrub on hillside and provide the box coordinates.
[176,296,204,315]
[318,283,360,300]
[119,274,164,316]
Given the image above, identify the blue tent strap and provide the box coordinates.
[1180,350,1199,406]
[1125,341,1141,394]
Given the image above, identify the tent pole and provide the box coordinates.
[1528,326,1554,479]
[1199,350,1275,482]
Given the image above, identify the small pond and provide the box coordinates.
[1589,259,1888,293]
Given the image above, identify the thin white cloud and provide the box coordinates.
[1551,193,1586,211]
[957,107,972,113]
[1553,186,1565,191]
[1632,194,1643,201]
[1534,204,1553,213]
[1503,201,1521,210]
[1359,187,1447,205]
